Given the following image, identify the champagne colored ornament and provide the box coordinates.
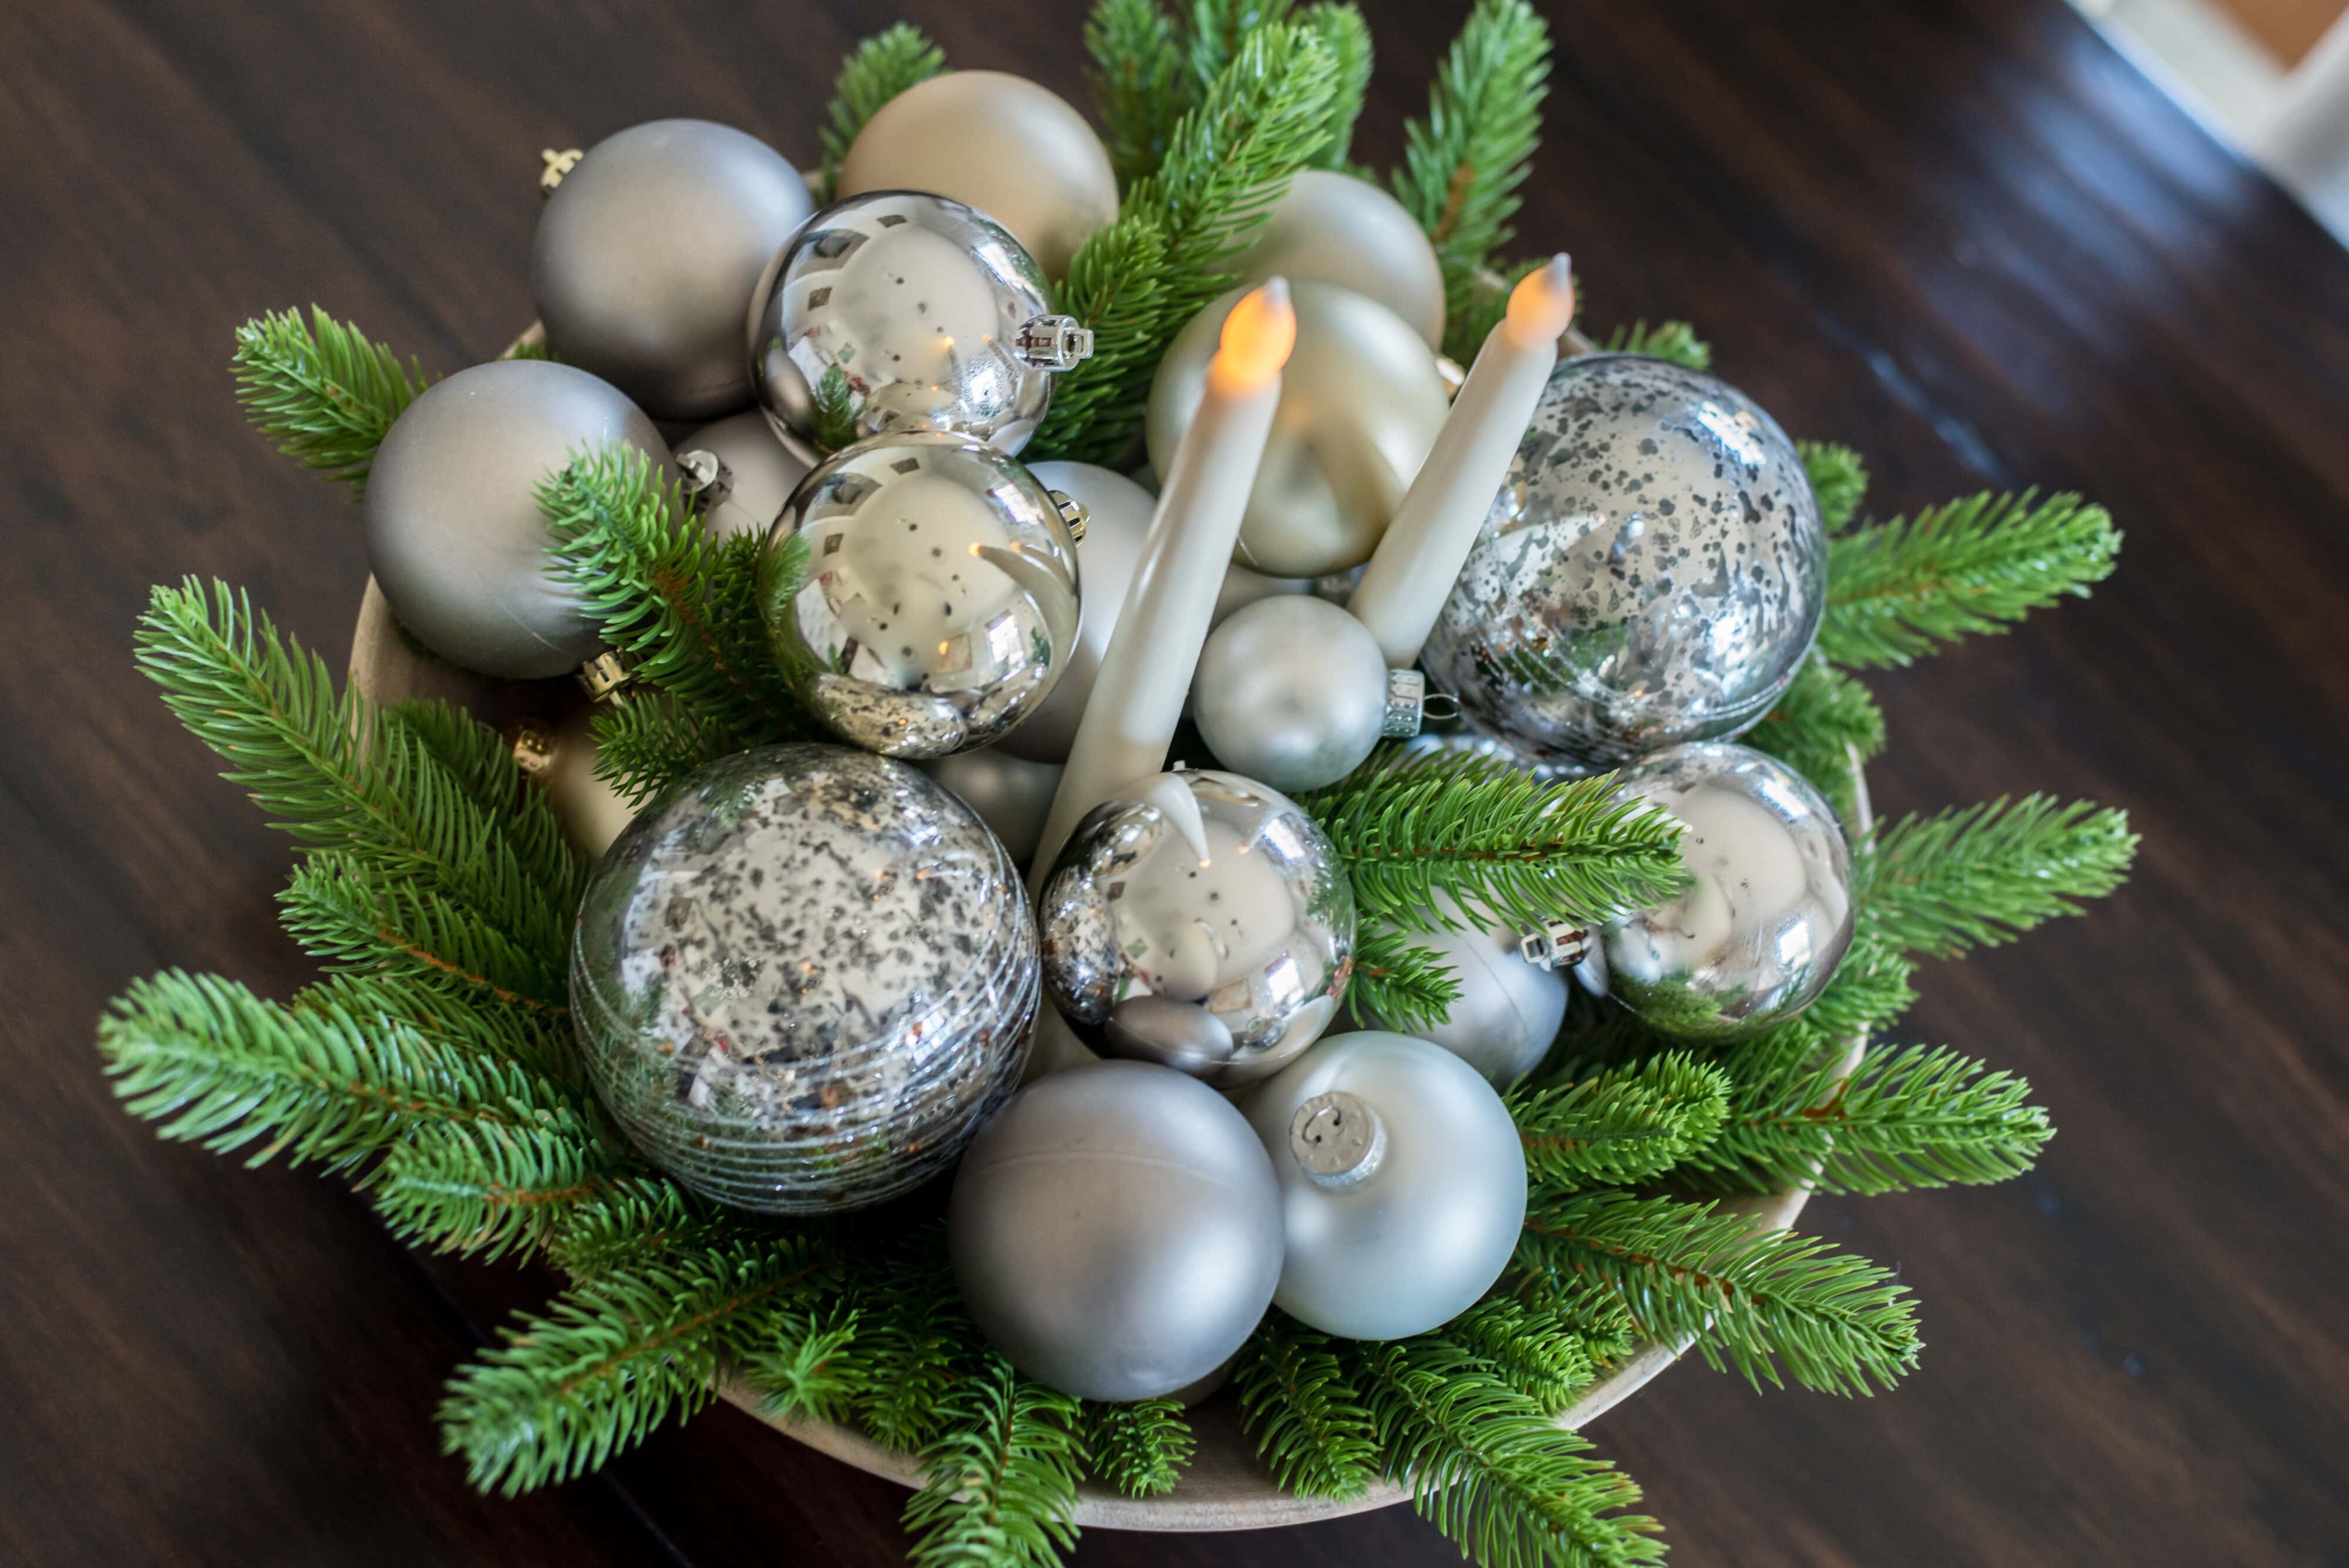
[1421,354,1827,770]
[1038,769,1354,1087]
[675,410,813,544]
[534,119,813,420]
[1595,742,1852,1041]
[1192,595,1415,792]
[1354,891,1566,1088]
[365,359,667,679]
[1147,281,1449,578]
[570,745,1036,1213]
[513,705,637,861]
[1213,560,1312,628]
[994,461,1153,765]
[836,72,1119,280]
[1243,1031,1527,1340]
[749,191,1091,455]
[1231,170,1446,350]
[758,433,1083,759]
[948,1059,1283,1401]
[919,746,1062,868]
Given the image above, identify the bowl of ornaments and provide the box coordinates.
[105,5,2135,1563]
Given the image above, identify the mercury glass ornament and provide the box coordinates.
[1353,890,1566,1088]
[535,119,813,420]
[949,1059,1283,1401]
[1596,742,1852,1041]
[1192,595,1411,793]
[1231,170,1445,350]
[994,461,1153,765]
[748,191,1091,456]
[919,746,1062,868]
[570,744,1036,1213]
[676,410,813,543]
[1038,770,1355,1086]
[758,434,1083,758]
[1242,1031,1527,1340]
[1421,354,1828,771]
[365,359,667,679]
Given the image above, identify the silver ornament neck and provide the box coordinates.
[1015,314,1095,371]
[1383,668,1428,738]
[1288,1092,1386,1189]
[674,447,733,511]
[1519,919,1590,971]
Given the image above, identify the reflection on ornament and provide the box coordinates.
[995,462,1154,764]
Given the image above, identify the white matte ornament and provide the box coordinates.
[995,462,1154,764]
[1354,891,1566,1088]
[676,411,813,544]
[1231,170,1446,350]
[1192,595,1391,793]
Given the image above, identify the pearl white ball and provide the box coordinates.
[1232,170,1445,350]
[1192,596,1390,793]
[995,462,1155,764]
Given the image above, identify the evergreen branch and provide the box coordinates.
[1301,3,1372,170]
[1081,1398,1196,1498]
[817,25,947,203]
[587,692,733,808]
[373,1120,632,1261]
[1348,923,1463,1036]
[544,1176,741,1280]
[850,1220,983,1452]
[1596,319,1709,372]
[1791,921,1917,1043]
[1798,440,1868,531]
[1233,1310,1379,1500]
[231,307,429,494]
[902,1359,1085,1568]
[1855,796,2137,960]
[383,698,584,911]
[1086,0,1189,189]
[1029,211,1174,462]
[290,973,576,1086]
[1818,490,2121,668]
[741,1304,867,1425]
[278,854,569,1018]
[1749,656,1882,819]
[1507,1054,1733,1187]
[1184,0,1293,96]
[1453,257,1551,366]
[1441,1298,1601,1416]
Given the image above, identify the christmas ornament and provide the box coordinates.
[365,359,667,679]
[1232,170,1446,350]
[1243,1031,1527,1340]
[675,410,813,544]
[948,1059,1283,1401]
[919,746,1062,869]
[511,705,637,860]
[1147,280,1449,578]
[1354,891,1566,1088]
[993,460,1153,765]
[570,744,1036,1214]
[1593,741,1852,1041]
[534,119,813,420]
[1191,595,1419,792]
[1037,769,1354,1088]
[1421,354,1827,770]
[758,433,1084,759]
[835,71,1119,280]
[1213,560,1312,628]
[748,191,1092,456]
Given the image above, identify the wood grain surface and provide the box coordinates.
[2,1,2344,1564]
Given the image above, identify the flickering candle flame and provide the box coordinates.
[1208,277,1298,393]
[1504,254,1577,349]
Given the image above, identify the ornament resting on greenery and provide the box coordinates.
[1422,354,1827,770]
[749,191,1092,456]
[758,432,1083,758]
[948,1059,1284,1401]
[366,358,667,678]
[513,703,637,860]
[992,460,1154,765]
[918,745,1062,869]
[570,743,1036,1213]
[1354,890,1567,1088]
[1231,169,1448,351]
[534,119,814,419]
[1192,595,1416,793]
[1243,1031,1527,1340]
[675,409,812,543]
[1038,770,1353,1086]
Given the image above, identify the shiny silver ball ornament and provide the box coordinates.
[749,191,1091,456]
[1038,770,1355,1087]
[949,1059,1283,1400]
[535,119,813,420]
[919,746,1062,868]
[1597,741,1853,1041]
[994,461,1153,764]
[1147,280,1449,578]
[1231,170,1445,350]
[1422,354,1828,771]
[365,359,667,679]
[1192,596,1399,793]
[758,434,1083,758]
[1243,1031,1527,1340]
[570,744,1036,1213]
[676,410,813,543]
[1353,891,1566,1088]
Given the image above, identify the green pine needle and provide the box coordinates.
[1082,1398,1197,1498]
[373,1119,628,1261]
[903,1360,1085,1568]
[1234,1310,1381,1500]
[1301,2,1372,169]
[382,697,584,909]
[231,307,430,495]
[1184,0,1293,96]
[1597,319,1711,372]
[1748,656,1884,820]
[817,25,947,204]
[277,853,570,1018]
[1347,923,1464,1036]
[850,1221,984,1453]
[544,1177,741,1279]
[1798,440,1869,530]
[1441,1298,1602,1416]
[289,973,576,1086]
[1856,795,2138,960]
[741,1305,868,1426]
[1507,1053,1734,1187]
[1086,0,1189,188]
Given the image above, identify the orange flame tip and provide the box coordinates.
[1210,277,1298,392]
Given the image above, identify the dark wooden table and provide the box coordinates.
[4,1,2344,1563]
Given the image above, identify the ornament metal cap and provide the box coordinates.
[1519,920,1591,971]
[1015,314,1095,371]
[509,720,557,779]
[539,147,584,196]
[1045,489,1089,543]
[674,447,733,512]
[576,650,638,703]
[1288,1091,1385,1189]
[1382,668,1428,738]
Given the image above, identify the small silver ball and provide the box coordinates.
[1102,995,1236,1078]
[1353,890,1566,1088]
[1193,595,1389,793]
[677,410,813,544]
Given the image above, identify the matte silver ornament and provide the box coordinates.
[1353,891,1567,1088]
[948,1059,1283,1401]
[570,744,1036,1213]
[749,191,1089,455]
[365,359,667,679]
[758,434,1083,758]
[1596,741,1852,1040]
[1038,770,1355,1087]
[1192,595,1395,793]
[918,746,1062,868]
[535,119,813,420]
[994,461,1154,765]
[1421,354,1828,771]
[675,410,813,543]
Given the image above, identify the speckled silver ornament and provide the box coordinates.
[1038,770,1355,1087]
[1192,595,1397,793]
[677,410,814,544]
[748,191,1089,455]
[570,744,1036,1213]
[1421,354,1827,771]
[1596,741,1852,1041]
[757,434,1083,758]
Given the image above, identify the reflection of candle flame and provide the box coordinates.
[1209,277,1297,393]
[1505,254,1577,348]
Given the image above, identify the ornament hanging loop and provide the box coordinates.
[1015,314,1095,371]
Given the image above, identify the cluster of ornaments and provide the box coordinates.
[350,67,1862,1410]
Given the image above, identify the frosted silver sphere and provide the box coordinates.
[570,745,1036,1213]
[994,461,1154,765]
[535,119,813,419]
[1193,595,1392,792]
[949,1060,1283,1401]
[1243,1031,1527,1340]
[365,359,667,679]
[1421,355,1827,771]
[749,191,1085,455]
[757,434,1082,758]
[919,746,1062,868]
[1231,170,1445,349]
[1038,770,1355,1087]
[1597,742,1852,1041]
[677,410,813,543]
[1354,891,1566,1088]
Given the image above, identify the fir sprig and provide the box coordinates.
[1798,440,1869,530]
[1081,1398,1196,1498]
[231,307,430,494]
[903,1360,1085,1568]
[290,973,575,1085]
[1348,923,1463,1036]
[278,853,569,1017]
[1086,0,1189,188]
[1507,1054,1734,1188]
[849,1222,985,1453]
[1234,1310,1380,1500]
[1441,1298,1601,1415]
[741,1305,867,1425]
[817,25,947,204]
[383,697,583,909]
[1856,796,2138,960]
[1301,2,1372,169]
[1749,656,1884,816]
[1597,319,1711,372]
[373,1120,628,1260]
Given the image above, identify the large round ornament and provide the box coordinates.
[948,1059,1283,1401]
[1038,770,1355,1086]
[836,72,1118,280]
[676,410,813,543]
[757,433,1083,758]
[749,191,1087,456]
[570,744,1036,1213]
[1243,1031,1527,1340]
[365,359,667,679]
[534,119,813,420]
[1192,595,1395,792]
[1231,170,1445,350]
[1594,741,1852,1041]
[993,460,1153,765]
[1353,891,1566,1088]
[919,746,1062,868]
[1147,280,1449,578]
[1421,354,1828,770]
